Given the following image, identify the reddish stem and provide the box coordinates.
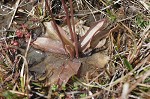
[45,0,66,50]
[69,0,79,58]
[61,0,74,41]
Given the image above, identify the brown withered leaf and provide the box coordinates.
[29,52,81,86]
[45,59,81,86]
[85,52,110,69]
[90,29,110,49]
[62,19,90,36]
[94,39,107,49]
[80,19,107,52]
[44,21,74,49]
[44,22,60,40]
[33,37,66,54]
[30,51,109,86]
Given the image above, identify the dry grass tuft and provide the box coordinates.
[0,0,149,98]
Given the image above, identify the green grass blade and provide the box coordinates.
[123,58,133,71]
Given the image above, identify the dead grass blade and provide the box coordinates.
[8,0,20,29]
[82,54,150,99]
[0,47,13,68]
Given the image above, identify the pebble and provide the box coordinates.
[27,47,46,67]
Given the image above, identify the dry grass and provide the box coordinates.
[0,0,150,98]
